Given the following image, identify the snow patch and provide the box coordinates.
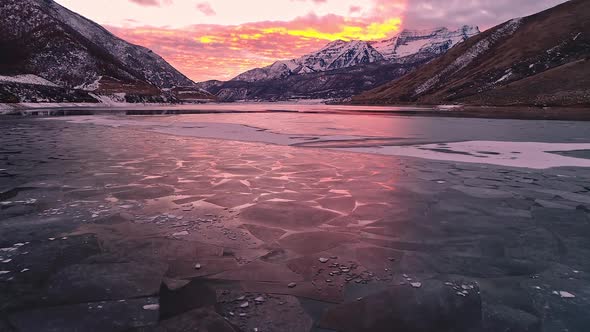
[0,104,19,115]
[88,93,127,105]
[494,70,513,84]
[0,74,59,87]
[75,76,102,91]
[335,141,590,169]
[573,32,581,41]
[370,37,399,60]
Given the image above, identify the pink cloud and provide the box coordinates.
[105,8,404,82]
[349,5,361,14]
[129,0,159,6]
[106,0,407,81]
[196,2,216,16]
[107,23,331,81]
[290,0,328,3]
[129,0,172,7]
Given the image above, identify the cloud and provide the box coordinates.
[129,0,159,6]
[106,11,403,82]
[103,0,406,82]
[107,0,567,82]
[402,0,567,29]
[129,0,172,7]
[107,25,290,82]
[290,0,328,4]
[349,6,361,14]
[196,2,216,16]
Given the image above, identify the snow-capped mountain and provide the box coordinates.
[0,0,213,103]
[232,26,479,83]
[234,40,385,82]
[197,61,424,102]
[371,25,480,61]
[353,0,590,106]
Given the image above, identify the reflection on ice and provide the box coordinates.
[4,114,590,331]
[52,114,590,169]
[58,116,361,145]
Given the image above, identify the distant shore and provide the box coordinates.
[2,102,590,121]
[344,105,590,121]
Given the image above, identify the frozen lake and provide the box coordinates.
[58,111,590,169]
[2,110,590,331]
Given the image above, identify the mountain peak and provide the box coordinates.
[324,39,348,47]
[398,27,448,37]
[370,25,479,61]
[233,38,384,82]
[0,0,216,103]
[1,0,195,90]
[232,25,480,83]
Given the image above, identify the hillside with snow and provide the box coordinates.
[353,0,590,107]
[0,0,213,103]
[234,40,386,82]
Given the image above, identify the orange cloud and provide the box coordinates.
[107,1,407,82]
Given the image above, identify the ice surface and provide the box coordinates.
[50,113,590,170]
[336,141,590,169]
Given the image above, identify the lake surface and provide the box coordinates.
[2,110,590,331]
[63,112,590,168]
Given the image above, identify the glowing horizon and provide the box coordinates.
[54,0,567,82]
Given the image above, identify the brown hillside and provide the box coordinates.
[353,0,590,106]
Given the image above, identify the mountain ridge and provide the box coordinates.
[353,0,590,106]
[200,25,479,101]
[0,0,213,103]
[232,25,479,83]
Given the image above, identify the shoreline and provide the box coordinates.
[1,102,590,121]
[364,105,590,121]
[339,104,590,121]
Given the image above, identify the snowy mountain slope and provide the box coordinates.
[200,25,479,101]
[299,40,384,70]
[232,26,479,83]
[372,26,479,60]
[0,75,59,87]
[353,0,590,106]
[0,0,214,103]
[233,40,385,82]
[199,61,424,101]
[0,80,99,104]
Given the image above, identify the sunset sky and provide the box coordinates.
[55,0,567,82]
